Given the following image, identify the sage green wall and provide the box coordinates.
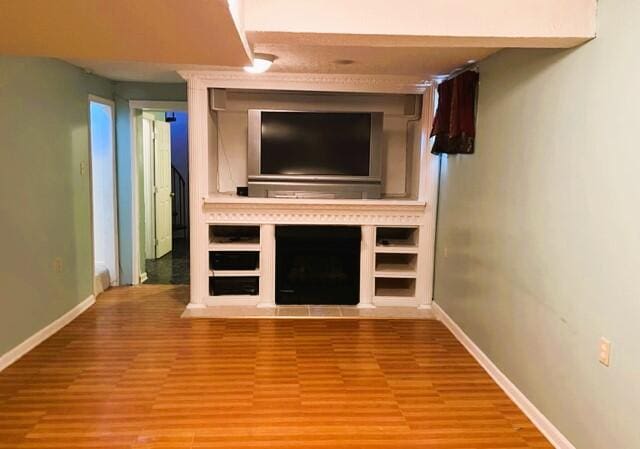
[0,57,113,355]
[434,2,640,448]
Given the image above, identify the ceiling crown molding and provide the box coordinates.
[178,70,431,94]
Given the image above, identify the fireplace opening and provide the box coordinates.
[275,225,361,305]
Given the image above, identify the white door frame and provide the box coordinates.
[129,100,188,285]
[88,94,120,290]
[141,115,156,261]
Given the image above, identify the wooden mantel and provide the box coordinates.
[203,194,428,226]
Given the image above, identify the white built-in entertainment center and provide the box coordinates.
[181,71,439,310]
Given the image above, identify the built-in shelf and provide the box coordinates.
[202,211,426,307]
[373,226,419,299]
[374,245,419,254]
[205,295,260,306]
[374,253,417,278]
[209,242,261,252]
[375,226,419,256]
[210,225,260,244]
[208,225,261,299]
[209,269,260,277]
[374,270,416,278]
[374,275,416,298]
[209,276,259,296]
[376,226,419,246]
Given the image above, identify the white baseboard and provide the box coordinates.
[432,302,575,449]
[186,302,207,310]
[0,294,96,372]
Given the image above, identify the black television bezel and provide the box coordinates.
[247,109,383,184]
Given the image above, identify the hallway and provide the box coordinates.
[145,237,190,285]
[0,285,550,449]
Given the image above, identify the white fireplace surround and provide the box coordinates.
[181,70,440,310]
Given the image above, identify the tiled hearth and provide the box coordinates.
[182,304,435,319]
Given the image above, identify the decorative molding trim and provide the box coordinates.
[207,211,423,226]
[432,302,576,449]
[178,70,431,94]
[204,199,426,226]
[0,295,96,372]
[187,79,210,306]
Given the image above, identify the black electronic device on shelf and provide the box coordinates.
[210,251,259,271]
[210,277,259,296]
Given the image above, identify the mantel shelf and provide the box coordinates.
[204,194,426,210]
[203,194,426,227]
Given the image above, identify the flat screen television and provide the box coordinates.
[247,110,383,199]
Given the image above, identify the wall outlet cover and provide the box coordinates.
[599,337,611,367]
[52,257,63,273]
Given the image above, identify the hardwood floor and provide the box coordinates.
[0,285,551,449]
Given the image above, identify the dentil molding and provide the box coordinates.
[203,199,427,225]
[178,70,431,94]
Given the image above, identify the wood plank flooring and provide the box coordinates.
[0,285,551,449]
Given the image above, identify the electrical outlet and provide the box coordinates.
[599,337,611,367]
[80,161,87,176]
[444,247,449,258]
[52,257,63,273]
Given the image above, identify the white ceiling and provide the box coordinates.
[66,44,499,83]
[0,0,251,69]
[253,44,499,78]
[0,0,596,83]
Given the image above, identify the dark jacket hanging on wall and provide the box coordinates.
[431,70,479,154]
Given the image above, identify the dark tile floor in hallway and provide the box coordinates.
[145,237,190,284]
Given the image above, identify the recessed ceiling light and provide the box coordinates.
[244,53,276,74]
[467,59,477,64]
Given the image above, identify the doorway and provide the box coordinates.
[139,110,189,285]
[89,97,118,295]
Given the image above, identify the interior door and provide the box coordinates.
[153,120,172,258]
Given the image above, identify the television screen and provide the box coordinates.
[260,112,371,176]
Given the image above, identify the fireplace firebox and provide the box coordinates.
[275,226,361,305]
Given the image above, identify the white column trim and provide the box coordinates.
[187,79,209,307]
[358,225,376,308]
[417,86,438,308]
[257,224,276,308]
